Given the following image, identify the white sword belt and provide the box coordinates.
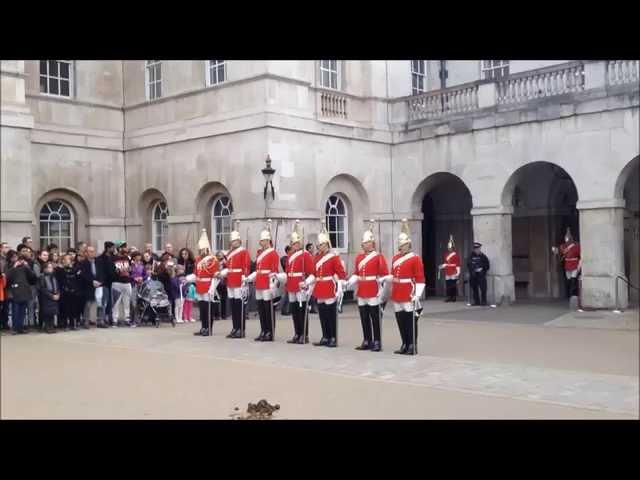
[358,276,377,281]
[228,268,243,273]
[288,272,304,277]
[317,276,336,281]
[257,269,272,274]
[565,257,579,261]
[197,277,213,281]
[393,278,413,284]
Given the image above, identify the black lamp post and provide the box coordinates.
[262,155,276,201]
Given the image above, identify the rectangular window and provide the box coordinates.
[411,60,426,95]
[146,60,162,100]
[39,60,72,97]
[481,60,510,80]
[320,60,339,90]
[207,60,226,86]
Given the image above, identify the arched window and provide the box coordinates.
[211,195,233,251]
[325,194,348,251]
[39,201,74,251]
[152,201,169,253]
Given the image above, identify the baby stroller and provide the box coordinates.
[136,279,175,328]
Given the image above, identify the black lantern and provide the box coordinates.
[262,155,276,200]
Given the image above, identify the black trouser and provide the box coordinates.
[216,284,228,318]
[60,293,83,328]
[395,310,418,346]
[290,300,308,338]
[317,301,337,340]
[445,279,458,300]
[256,299,275,335]
[565,276,579,298]
[0,301,8,329]
[198,300,214,330]
[358,304,381,343]
[41,313,55,330]
[230,298,244,333]
[470,275,487,305]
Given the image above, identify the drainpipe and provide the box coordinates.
[121,60,128,243]
[385,60,395,259]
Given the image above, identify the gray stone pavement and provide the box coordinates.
[2,301,637,419]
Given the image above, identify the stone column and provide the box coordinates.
[471,206,515,305]
[577,200,627,309]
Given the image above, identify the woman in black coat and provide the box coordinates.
[177,248,195,275]
[5,253,38,334]
[56,254,84,330]
[37,262,60,333]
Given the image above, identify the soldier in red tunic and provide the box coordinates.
[245,219,281,342]
[552,227,581,299]
[346,219,389,352]
[281,220,315,344]
[438,234,461,302]
[305,220,346,348]
[217,221,251,339]
[193,229,219,336]
[384,219,425,355]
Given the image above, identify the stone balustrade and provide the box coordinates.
[320,90,348,119]
[496,61,585,105]
[408,83,479,121]
[607,60,640,86]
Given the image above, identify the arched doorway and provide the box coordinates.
[417,173,473,297]
[620,157,639,306]
[503,162,579,300]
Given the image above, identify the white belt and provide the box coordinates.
[229,268,243,273]
[197,277,212,281]
[288,272,303,277]
[393,278,413,284]
[257,269,271,274]
[359,276,377,281]
[317,276,335,281]
[565,258,578,261]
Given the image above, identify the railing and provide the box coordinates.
[497,62,585,105]
[408,83,479,121]
[607,60,640,86]
[320,91,348,119]
[613,275,639,313]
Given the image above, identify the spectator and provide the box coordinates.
[143,243,160,262]
[96,241,116,327]
[76,241,88,256]
[130,251,147,325]
[177,247,195,275]
[51,251,61,267]
[183,278,197,323]
[16,245,37,330]
[67,248,77,264]
[22,236,34,251]
[172,264,186,323]
[46,243,59,256]
[37,262,60,334]
[56,254,84,331]
[32,250,50,331]
[156,260,175,320]
[0,242,9,330]
[279,245,292,316]
[78,245,101,328]
[142,250,155,268]
[164,243,178,263]
[6,253,38,334]
[111,242,133,327]
[214,250,228,320]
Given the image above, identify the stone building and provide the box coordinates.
[1,60,638,308]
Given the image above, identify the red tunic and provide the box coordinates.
[195,255,219,295]
[225,247,251,288]
[285,249,314,293]
[390,252,425,303]
[443,250,460,277]
[254,247,280,290]
[353,251,389,299]
[313,251,346,300]
[559,242,581,271]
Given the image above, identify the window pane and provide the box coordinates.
[337,232,344,248]
[149,66,155,83]
[331,74,337,90]
[40,222,48,237]
[155,64,162,81]
[60,62,70,79]
[330,60,337,71]
[322,70,329,87]
[218,64,225,82]
[48,60,58,77]
[40,75,48,93]
[60,80,69,96]
[50,222,60,237]
[40,60,47,75]
[49,78,59,95]
[155,82,161,99]
[60,222,71,237]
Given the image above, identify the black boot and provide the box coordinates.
[226,329,237,338]
[395,313,407,354]
[262,332,273,342]
[313,337,329,346]
[287,334,300,344]
[404,344,417,355]
[254,332,265,342]
[327,337,337,348]
[394,344,408,355]
[355,340,371,351]
[370,340,382,352]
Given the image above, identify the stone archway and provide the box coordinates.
[617,156,639,306]
[502,161,579,301]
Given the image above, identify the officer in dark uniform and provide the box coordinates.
[467,242,490,306]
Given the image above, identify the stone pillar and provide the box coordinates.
[577,200,627,309]
[471,206,515,305]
